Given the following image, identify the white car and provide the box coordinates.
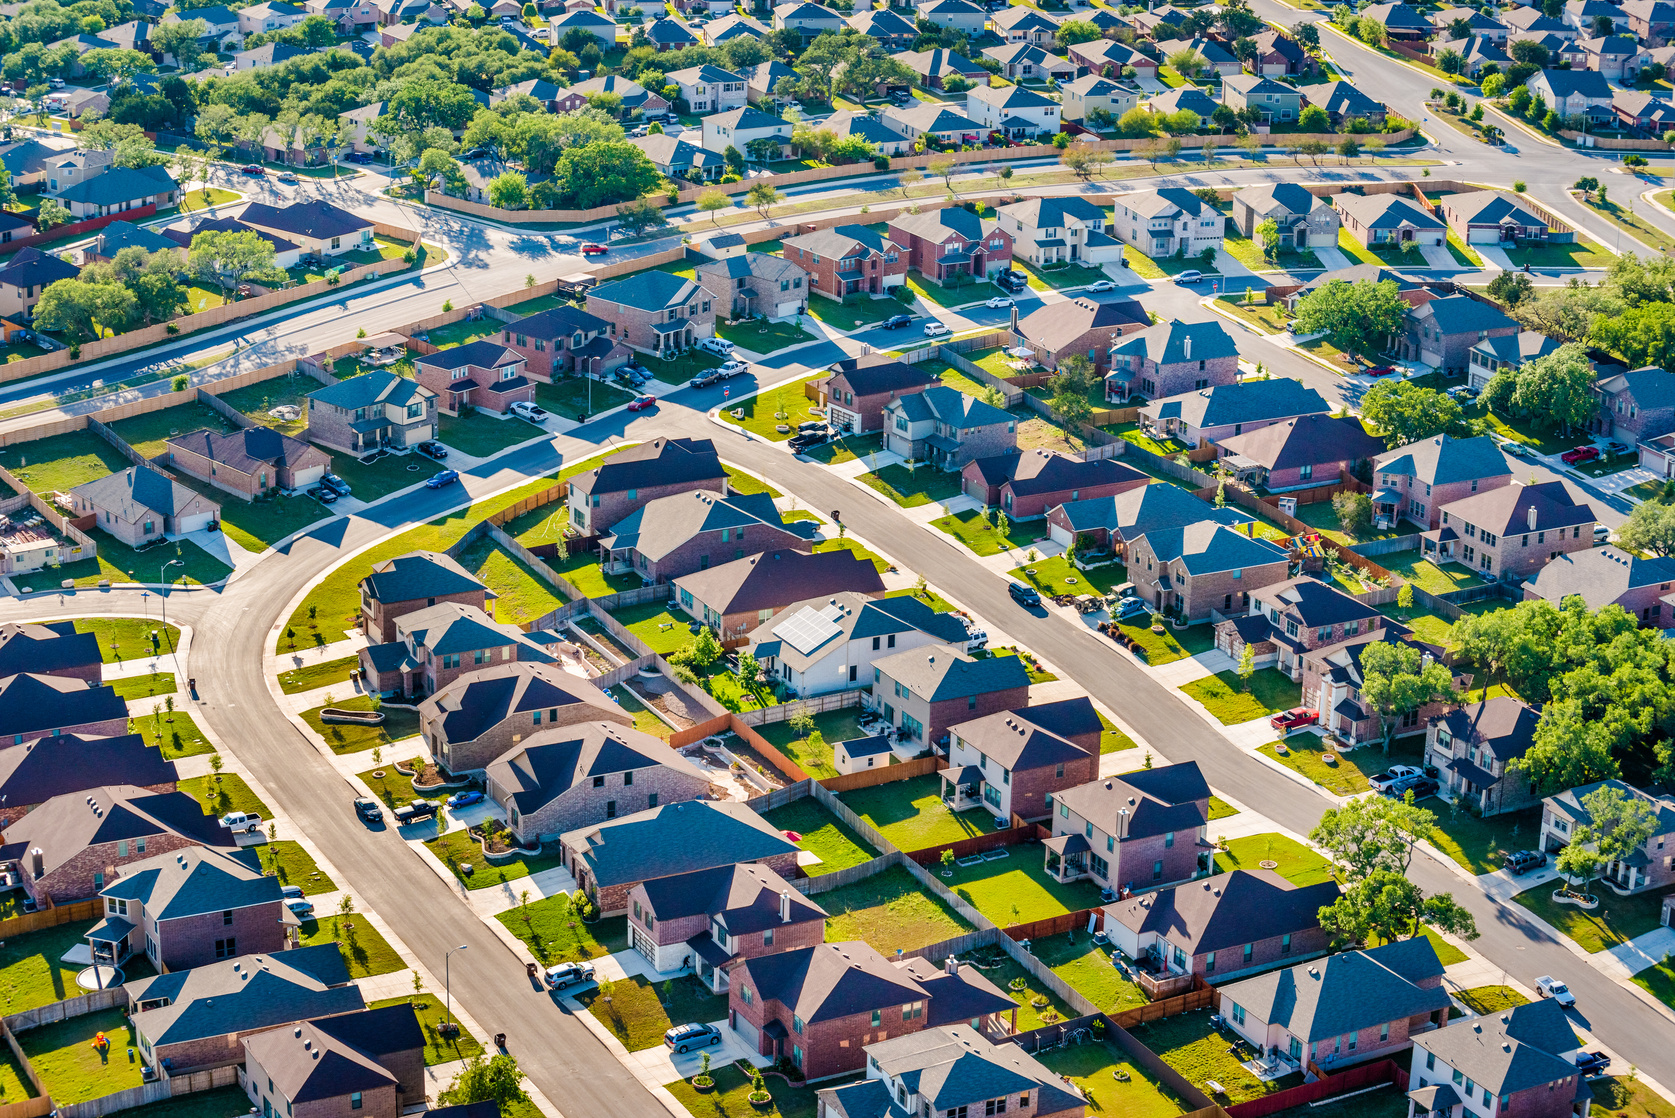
[510,401,551,423]
[985,296,1014,309]
[717,359,748,373]
[1536,976,1575,1007]
[697,337,735,356]
[1367,765,1423,792]
[1087,279,1117,292]
[923,321,952,337]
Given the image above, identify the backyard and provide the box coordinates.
[575,973,727,1052]
[0,429,132,494]
[816,865,975,953]
[838,775,997,851]
[1129,1011,1303,1105]
[1216,832,1336,887]
[0,920,107,1014]
[455,535,568,627]
[1377,550,1488,595]
[759,798,880,875]
[300,695,421,754]
[1032,933,1147,1014]
[609,602,696,656]
[426,830,566,889]
[109,402,231,457]
[753,708,869,779]
[859,464,963,507]
[1179,670,1302,726]
[1037,1042,1184,1118]
[18,1007,139,1104]
[728,375,823,440]
[945,856,1106,927]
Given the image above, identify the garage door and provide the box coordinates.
[775,301,801,318]
[1048,522,1073,548]
[176,512,214,535]
[292,465,326,488]
[730,1011,758,1049]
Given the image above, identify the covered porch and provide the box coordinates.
[685,932,733,994]
[1420,525,1459,564]
[1043,832,1092,884]
[940,764,985,813]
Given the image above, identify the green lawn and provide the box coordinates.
[1455,985,1528,1015]
[0,921,104,1015]
[456,535,567,627]
[804,431,885,465]
[1378,550,1489,595]
[101,1087,251,1118]
[1130,1011,1302,1105]
[1291,497,1407,547]
[1122,244,1217,278]
[577,974,727,1052]
[1589,1078,1675,1118]
[213,380,311,437]
[1012,555,1127,596]
[754,709,868,779]
[535,376,635,421]
[805,295,903,331]
[1512,881,1668,953]
[839,775,996,852]
[1367,925,1468,966]
[277,654,359,695]
[1632,960,1675,1010]
[1580,195,1675,254]
[1215,296,1290,334]
[930,508,1042,557]
[1018,260,1112,290]
[1499,238,1614,269]
[18,1007,140,1104]
[109,671,176,701]
[1033,934,1147,1014]
[496,893,627,963]
[1421,802,1541,876]
[760,798,879,875]
[1096,710,1137,755]
[609,602,696,656]
[0,429,132,494]
[369,994,485,1065]
[1180,669,1302,726]
[726,375,823,440]
[358,763,429,808]
[438,411,542,457]
[815,537,891,573]
[636,348,722,384]
[714,317,817,355]
[663,1062,834,1118]
[134,707,215,759]
[245,840,336,895]
[109,403,229,458]
[188,484,328,554]
[425,830,565,889]
[1037,1042,1184,1118]
[180,772,271,820]
[724,464,781,497]
[544,549,642,599]
[324,449,439,504]
[905,273,991,308]
[298,914,405,977]
[53,533,233,590]
[1216,832,1336,887]
[75,618,180,664]
[946,855,1107,927]
[816,865,975,954]
[1112,621,1216,666]
[859,464,962,507]
[1258,738,1424,797]
[423,320,502,349]
[300,695,420,755]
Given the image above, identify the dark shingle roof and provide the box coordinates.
[361,551,485,604]
[1217,414,1385,471]
[0,621,99,678]
[102,846,280,920]
[0,246,81,290]
[129,945,362,1046]
[308,370,433,411]
[1142,378,1328,430]
[1416,294,1517,337]
[165,427,319,473]
[56,164,175,206]
[485,722,703,816]
[71,467,211,523]
[674,549,885,617]
[1434,697,1539,766]
[1525,546,1675,610]
[246,1005,425,1103]
[3,783,233,881]
[589,270,701,313]
[1414,1000,1581,1096]
[0,673,127,737]
[239,200,371,241]
[1014,296,1150,354]
[416,340,522,373]
[1111,319,1238,366]
[640,862,826,933]
[825,355,940,398]
[0,731,177,811]
[563,800,797,887]
[946,707,1092,773]
[1054,761,1210,842]
[1219,938,1450,1043]
[1107,869,1340,956]
[572,437,725,499]
[871,642,1029,702]
[1052,482,1250,537]
[1375,434,1510,487]
[423,662,626,747]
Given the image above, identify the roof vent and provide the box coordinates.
[312,1050,320,1061]
[294,1028,302,1038]
[1307,966,1318,977]
[1503,1042,1512,1052]
[1213,887,1221,897]
[1473,1023,1482,1033]
[1104,780,1113,790]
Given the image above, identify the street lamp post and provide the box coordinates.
[158,560,182,632]
[445,944,468,1027]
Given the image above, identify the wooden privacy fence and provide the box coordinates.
[3,988,124,1032]
[1223,1059,1407,1118]
[1110,985,1216,1028]
[0,900,97,937]
[736,689,862,727]
[819,753,940,793]
[901,821,1042,865]
[1004,908,1102,942]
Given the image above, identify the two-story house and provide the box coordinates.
[782,225,908,304]
[1154,35,1241,74]
[358,602,555,701]
[772,0,845,38]
[0,620,102,684]
[1467,331,1560,391]
[991,4,1058,43]
[0,247,83,321]
[1249,27,1313,74]
[1140,378,1329,449]
[816,1025,1086,1118]
[304,370,438,456]
[419,661,633,775]
[961,449,1147,518]
[498,305,622,381]
[1106,319,1241,403]
[916,0,986,31]
[695,252,809,320]
[92,846,287,972]
[869,642,1031,749]
[745,590,964,694]
[1301,626,1469,745]
[1595,365,1675,446]
[359,550,491,643]
[816,112,914,156]
[1422,481,1597,581]
[1045,481,1250,559]
[1426,696,1543,818]
[818,356,939,435]
[1306,80,1387,127]
[667,63,747,114]
[1066,37,1156,79]
[586,272,716,358]
[700,106,792,158]
[1231,183,1340,250]
[1110,188,1225,261]
[1060,73,1142,123]
[0,673,128,745]
[1214,576,1389,681]
[1044,762,1213,892]
[600,490,811,583]
[1622,0,1675,43]
[1011,296,1150,376]
[678,549,887,643]
[413,341,536,418]
[1125,522,1291,624]
[1528,68,1614,123]
[569,436,728,535]
[1373,434,1513,532]
[887,207,1014,284]
[554,74,664,115]
[242,1005,427,1118]
[882,385,1017,470]
[1524,546,1675,626]
[994,197,1122,269]
[987,43,1081,84]
[626,863,825,991]
[847,6,917,48]
[1539,779,1675,896]
[1216,414,1385,492]
[890,49,989,93]
[1407,1000,1587,1118]
[964,84,1060,139]
[941,703,1098,822]
[1222,74,1301,123]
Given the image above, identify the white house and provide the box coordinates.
[1110,187,1225,258]
[700,106,791,156]
[963,83,1061,138]
[748,592,976,698]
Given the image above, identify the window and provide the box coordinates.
[741,986,753,1004]
[1164,831,1174,848]
[1205,952,1216,973]
[871,1010,882,1027]
[215,937,235,958]
[1380,1023,1390,1042]
[763,926,772,945]
[606,801,616,818]
[593,775,605,788]
[350,1094,362,1111]
[792,1015,804,1034]
[984,1101,1006,1116]
[1230,1003,1245,1025]
[223,910,234,926]
[1152,860,1163,880]
[1243,943,1253,964]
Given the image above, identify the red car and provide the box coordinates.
[627,394,657,411]
[239,164,265,176]
[1269,707,1320,731]
[1560,446,1600,465]
[580,243,608,256]
[1363,365,1396,377]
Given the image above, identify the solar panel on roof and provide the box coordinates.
[775,603,845,656]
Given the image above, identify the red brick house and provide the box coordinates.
[1126,523,1291,623]
[1303,628,1471,745]
[0,620,102,682]
[1372,434,1512,532]
[415,340,537,417]
[94,846,287,972]
[1409,1001,1585,1118]
[498,304,626,381]
[1106,320,1241,403]
[1421,480,1597,583]
[1214,414,1384,492]
[243,1005,428,1118]
[1594,365,1675,445]
[781,224,908,302]
[1214,576,1389,681]
[420,662,632,776]
[585,271,716,359]
[729,942,1015,1080]
[818,1026,1088,1118]
[0,731,177,829]
[1424,696,1543,819]
[1044,762,1214,894]
[164,428,330,501]
[886,207,1013,283]
[673,548,886,642]
[568,436,729,535]
[358,551,491,643]
[869,642,1031,751]
[0,672,129,745]
[599,490,810,584]
[358,602,557,701]
[1011,296,1151,376]
[818,356,940,436]
[942,700,1099,822]
[960,449,1147,518]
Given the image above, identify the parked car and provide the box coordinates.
[923,321,952,337]
[354,797,383,823]
[789,429,829,452]
[628,394,658,411]
[1408,777,1440,798]
[1575,1052,1611,1077]
[996,270,1028,293]
[343,151,374,165]
[280,885,305,900]
[510,401,551,423]
[447,790,486,808]
[985,295,1014,309]
[690,369,726,387]
[1594,525,1611,542]
[285,898,315,918]
[1446,385,1477,401]
[1606,441,1629,456]
[1561,446,1600,465]
[219,810,262,832]
[1500,439,1531,458]
[461,147,490,160]
[393,799,439,825]
[1505,849,1547,875]
[239,164,265,176]
[309,485,338,504]
[580,243,609,256]
[417,440,448,461]
[664,1023,722,1053]
[697,337,735,355]
[1368,765,1424,792]
[276,171,298,184]
[882,314,913,329]
[1536,975,1575,1007]
[1173,270,1205,284]
[544,961,596,990]
[1008,581,1041,607]
[1086,279,1117,293]
[425,469,460,488]
[1363,365,1397,377]
[717,359,748,374]
[1112,596,1149,623]
[1269,707,1320,732]
[322,473,352,496]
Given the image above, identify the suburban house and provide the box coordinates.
[237,201,374,258]
[1214,415,1384,491]
[1577,33,1648,79]
[498,304,622,381]
[673,549,887,642]
[1360,1,1431,37]
[1148,87,1220,123]
[987,43,1080,83]
[1218,938,1452,1071]
[242,1005,428,1118]
[941,703,1098,822]
[1214,576,1389,681]
[0,621,102,683]
[1139,378,1329,449]
[0,247,83,320]
[1436,191,1553,245]
[1154,36,1241,74]
[1104,870,1340,991]
[1407,1001,1587,1118]
[1044,762,1213,892]
[815,112,913,156]
[1060,73,1142,123]
[696,253,809,320]
[1249,28,1312,74]
[700,107,792,159]
[1524,546,1675,625]
[68,467,221,547]
[586,272,716,358]
[1539,779,1675,896]
[1615,89,1675,134]
[358,602,557,701]
[559,799,801,915]
[420,662,632,775]
[358,550,491,643]
[1425,697,1543,818]
[129,944,363,1076]
[879,100,985,144]
[1066,37,1155,78]
[1044,482,1249,557]
[1222,74,1301,123]
[667,63,747,114]
[625,863,825,991]
[630,133,729,183]
[1435,35,1513,76]
[413,341,536,417]
[553,74,665,115]
[83,219,178,264]
[818,1026,1085,1118]
[163,428,330,501]
[1333,193,1446,250]
[1010,296,1150,376]
[1305,80,1387,126]
[93,846,287,972]
[1467,331,1560,390]
[54,164,179,219]
[1373,435,1513,532]
[0,673,126,744]
[886,207,1014,284]
[599,490,811,584]
[964,84,1061,138]
[1422,480,1597,581]
[773,0,845,37]
[741,60,798,101]
[881,385,1017,469]
[1110,188,1225,260]
[917,0,986,32]
[847,7,917,47]
[747,591,971,697]
[1528,68,1615,121]
[782,224,908,305]
[729,943,1015,1079]
[992,4,1057,43]
[568,436,728,535]
[1623,0,1675,42]
[1106,320,1242,403]
[868,642,1031,748]
[1301,626,1469,744]
[1432,6,1509,40]
[1594,365,1675,445]
[994,197,1122,268]
[1231,184,1340,249]
[1277,265,1438,314]
[1126,523,1291,623]
[960,449,1147,517]
[890,49,988,92]
[304,371,438,456]
[485,722,709,845]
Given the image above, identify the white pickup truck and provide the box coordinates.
[219,811,263,833]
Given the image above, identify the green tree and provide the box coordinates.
[927,155,958,191]
[37,198,73,231]
[35,277,135,344]
[1516,699,1621,792]
[438,1055,531,1111]
[1254,217,1281,261]
[1309,793,1438,879]
[1293,278,1406,362]
[1055,19,1101,46]
[1166,47,1206,78]
[696,187,729,225]
[1486,271,1534,308]
[1331,490,1373,538]
[1048,353,1095,426]
[1317,870,1476,948]
[1358,640,1457,752]
[1617,498,1675,556]
[1487,342,1597,434]
[1563,784,1660,893]
[1298,103,1331,133]
[489,170,529,210]
[1360,379,1467,447]
[152,18,207,72]
[553,142,661,209]
[111,246,187,326]
[746,181,782,218]
[188,229,282,297]
[1237,644,1255,692]
[1591,301,1675,370]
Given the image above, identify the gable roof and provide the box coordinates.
[1220,938,1450,1042]
[981,449,1146,497]
[1141,378,1328,430]
[1111,319,1239,367]
[1055,761,1210,841]
[1524,545,1675,610]
[245,1005,425,1103]
[102,845,280,920]
[590,270,701,313]
[749,591,969,670]
[1130,521,1290,575]
[361,550,486,604]
[674,548,886,618]
[1217,414,1384,470]
[639,862,825,932]
[1439,479,1594,536]
[420,662,628,746]
[1257,576,1383,629]
[787,225,906,263]
[1374,434,1511,487]
[0,731,177,810]
[0,621,99,678]
[741,941,927,1022]
[600,490,801,562]
[0,246,81,290]
[946,706,1092,772]
[506,304,611,342]
[840,1025,1079,1117]
[415,339,522,374]
[1414,294,1517,336]
[871,641,1030,702]
[998,195,1107,231]
[1433,697,1540,766]
[486,722,704,816]
[238,200,370,240]
[1333,192,1444,231]
[70,467,210,523]
[129,946,362,1046]
[1114,186,1210,219]
[394,602,552,663]
[56,164,175,206]
[1413,1000,1581,1096]
[1532,67,1612,98]
[3,783,233,881]
[0,673,128,737]
[824,354,938,398]
[886,384,1013,430]
[94,219,179,257]
[308,369,434,411]
[1051,482,1250,538]
[563,800,797,887]
[571,437,725,499]
[1233,183,1331,219]
[165,427,318,473]
[1106,869,1340,956]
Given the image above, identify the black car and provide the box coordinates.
[321,473,352,496]
[354,798,382,823]
[393,799,439,825]
[309,485,338,504]
[882,314,913,329]
[461,147,490,160]
[417,441,448,461]
[1575,1052,1611,1077]
[789,429,829,452]
[343,151,374,164]
[1408,777,1440,798]
[1008,582,1041,607]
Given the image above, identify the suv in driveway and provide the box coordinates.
[543,962,595,990]
[1505,849,1547,875]
[665,1023,722,1052]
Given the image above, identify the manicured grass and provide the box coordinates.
[76,618,180,665]
[456,535,567,627]
[947,857,1106,926]
[804,431,885,465]
[324,449,439,503]
[905,273,991,308]
[1215,295,1289,334]
[535,376,635,421]
[816,865,975,954]
[636,348,722,384]
[1037,1042,1183,1118]
[546,549,642,601]
[1455,985,1528,1015]
[1291,497,1406,547]
[298,914,405,977]
[1180,669,1302,726]
[1421,802,1542,877]
[133,707,214,759]
[805,295,903,331]
[754,709,868,780]
[213,380,310,437]
[104,1087,250,1118]
[577,974,727,1052]
[815,537,890,572]
[1512,880,1669,953]
[1216,832,1336,887]
[1258,738,1424,797]
[1097,710,1137,755]
[839,775,995,852]
[1012,555,1127,596]
[1210,796,1237,820]
[724,464,781,497]
[369,993,484,1065]
[957,951,1077,1030]
[19,1007,140,1104]
[1113,621,1216,666]
[357,763,427,808]
[425,830,565,889]
[438,411,541,457]
[1336,228,1386,267]
[1018,260,1112,290]
[423,320,501,349]
[1122,244,1216,278]
[1378,550,1489,595]
[245,840,335,895]
[859,464,962,507]
[664,1063,833,1118]
[180,772,271,820]
[496,893,627,963]
[610,602,697,656]
[301,695,421,755]
[109,671,176,701]
[930,508,1041,556]
[54,533,233,590]
[0,921,104,1015]
[1499,238,1614,269]
[1271,1087,1408,1118]
[612,687,669,740]
[715,316,817,355]
[109,402,229,458]
[1581,194,1675,255]
[277,654,359,695]
[727,375,823,441]
[1130,1011,1302,1105]
[187,485,326,555]
[1633,960,1675,1010]
[923,358,995,401]
[1368,925,1468,967]
[1590,1077,1675,1118]
[760,799,879,875]
[0,429,132,494]
[1446,229,1484,268]
[1033,934,1147,1013]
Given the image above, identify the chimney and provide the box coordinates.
[1527,505,1537,532]
[30,848,42,877]
[1009,304,1019,332]
[1183,335,1191,360]
[779,890,791,923]
[945,956,960,976]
